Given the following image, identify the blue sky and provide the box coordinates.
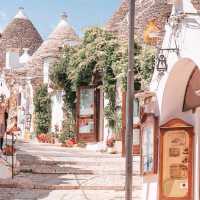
[0,0,121,39]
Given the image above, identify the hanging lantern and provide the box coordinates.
[156,54,168,72]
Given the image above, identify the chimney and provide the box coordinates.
[6,48,20,69]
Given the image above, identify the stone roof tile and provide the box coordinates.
[0,8,43,69]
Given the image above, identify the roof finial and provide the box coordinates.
[61,12,68,21]
[19,7,24,11]
[14,7,28,19]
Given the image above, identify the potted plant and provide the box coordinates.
[106,137,116,154]
[59,131,76,147]
[3,145,16,156]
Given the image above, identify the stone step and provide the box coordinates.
[17,154,141,175]
[0,173,143,191]
[17,158,126,167]
[19,164,140,175]
[14,173,143,186]
[0,188,143,200]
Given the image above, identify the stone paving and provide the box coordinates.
[0,188,142,200]
[0,140,143,200]
[0,158,11,179]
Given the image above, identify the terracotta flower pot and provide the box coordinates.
[107,147,116,154]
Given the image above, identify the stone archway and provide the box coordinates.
[183,67,200,111]
[160,58,198,124]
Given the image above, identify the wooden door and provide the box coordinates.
[76,86,99,143]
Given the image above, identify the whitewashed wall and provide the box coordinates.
[148,1,200,199]
[51,91,64,132]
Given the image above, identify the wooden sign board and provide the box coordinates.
[121,92,141,156]
[159,119,193,200]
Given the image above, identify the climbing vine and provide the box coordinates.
[50,27,155,133]
[33,84,51,134]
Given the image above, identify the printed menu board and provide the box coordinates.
[162,130,190,198]
[133,128,141,155]
[133,128,140,146]
[141,114,158,175]
[79,118,94,134]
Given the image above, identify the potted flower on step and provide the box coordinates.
[3,145,16,156]
[106,137,116,154]
[65,138,76,147]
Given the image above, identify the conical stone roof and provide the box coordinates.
[0,7,43,69]
[106,0,172,42]
[26,12,80,76]
[106,0,200,43]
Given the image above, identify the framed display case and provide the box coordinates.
[76,86,99,143]
[141,114,158,175]
[159,119,193,200]
[121,92,141,156]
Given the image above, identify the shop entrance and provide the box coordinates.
[76,86,100,143]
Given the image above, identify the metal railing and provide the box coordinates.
[4,130,19,179]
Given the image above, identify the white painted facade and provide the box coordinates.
[146,0,200,199]
[42,56,64,133]
[50,91,64,132]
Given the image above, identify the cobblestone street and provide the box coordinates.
[0,140,143,200]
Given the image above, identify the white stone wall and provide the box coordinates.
[149,1,200,199]
[51,91,64,132]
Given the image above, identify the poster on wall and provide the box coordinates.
[133,128,141,155]
[142,125,154,173]
[141,114,158,175]
[80,88,94,116]
[79,118,94,134]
